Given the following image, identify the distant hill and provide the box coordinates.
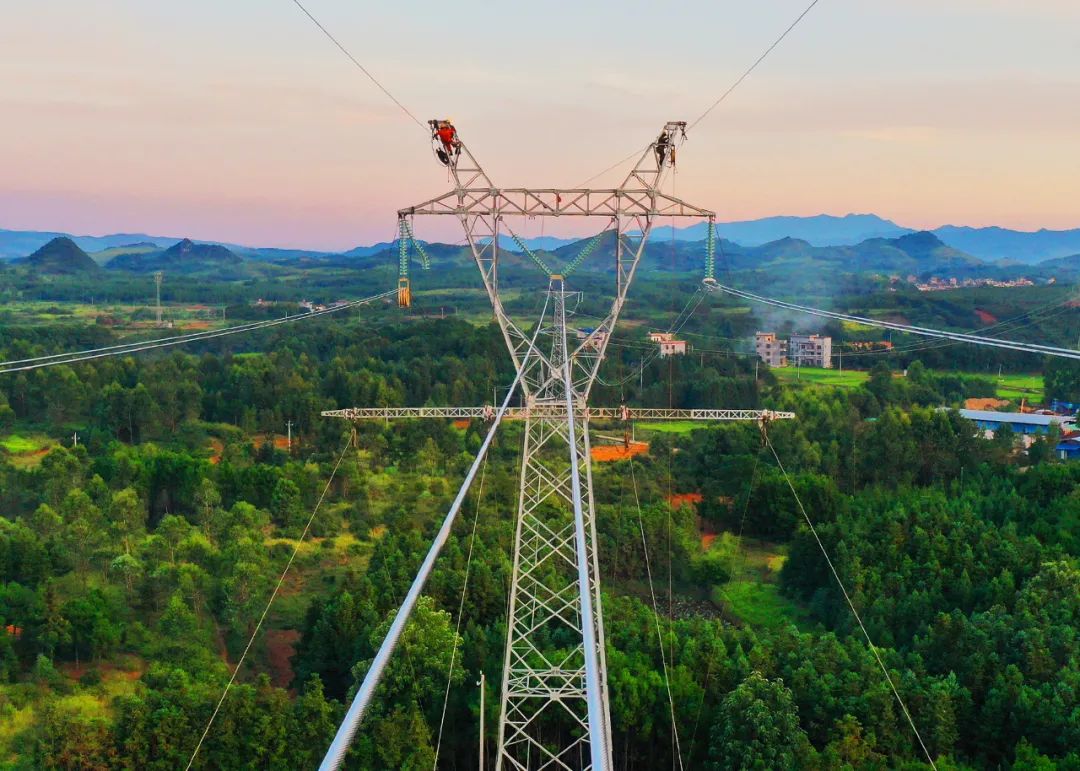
[107,238,243,274]
[0,229,179,260]
[646,213,912,247]
[20,237,101,274]
[931,225,1080,264]
[342,242,399,259]
[92,242,162,265]
[1025,252,1080,280]
[5,214,1080,267]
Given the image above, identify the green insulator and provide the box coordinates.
[509,230,552,275]
[398,219,410,278]
[563,230,607,277]
[705,219,716,281]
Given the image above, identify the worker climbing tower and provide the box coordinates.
[321,122,793,771]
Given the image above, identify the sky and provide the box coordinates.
[2,0,1079,250]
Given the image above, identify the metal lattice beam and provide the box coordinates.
[322,407,796,422]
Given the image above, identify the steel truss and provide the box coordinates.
[322,406,796,422]
[400,124,723,771]
[326,122,788,771]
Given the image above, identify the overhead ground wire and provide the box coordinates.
[288,0,425,130]
[764,431,938,770]
[628,457,685,771]
[712,283,1080,359]
[432,452,490,767]
[186,436,354,770]
[687,0,822,130]
[574,0,824,187]
[0,291,395,374]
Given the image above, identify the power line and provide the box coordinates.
[320,294,552,770]
[288,0,426,130]
[573,0,824,188]
[186,435,354,770]
[712,282,1080,359]
[688,0,822,130]
[628,458,685,771]
[433,452,489,767]
[764,432,938,770]
[0,291,395,374]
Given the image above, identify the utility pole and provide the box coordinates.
[478,671,485,771]
[72,431,78,448]
[286,420,293,452]
[154,271,164,327]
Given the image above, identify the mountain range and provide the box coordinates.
[5,214,1080,265]
[106,238,243,274]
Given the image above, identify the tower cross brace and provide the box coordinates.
[320,122,794,771]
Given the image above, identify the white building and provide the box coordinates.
[789,334,832,368]
[755,332,787,367]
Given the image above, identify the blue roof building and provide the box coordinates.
[957,409,1076,436]
[1056,432,1080,460]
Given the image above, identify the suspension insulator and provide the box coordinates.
[397,277,411,308]
[705,218,716,282]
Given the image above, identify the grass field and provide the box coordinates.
[0,434,50,454]
[707,533,811,630]
[994,373,1044,401]
[774,365,1044,402]
[773,367,868,388]
[0,434,57,469]
[712,581,810,630]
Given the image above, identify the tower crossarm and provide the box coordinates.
[398,188,715,219]
[321,406,795,422]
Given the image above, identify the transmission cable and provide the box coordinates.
[713,282,1080,359]
[595,288,707,388]
[688,0,822,130]
[288,0,426,130]
[186,435,354,770]
[432,451,489,768]
[628,457,685,771]
[763,429,937,770]
[0,290,395,374]
[573,0,824,187]
[685,450,761,765]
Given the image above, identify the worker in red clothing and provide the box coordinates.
[430,119,459,166]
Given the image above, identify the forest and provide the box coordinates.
[0,283,1078,769]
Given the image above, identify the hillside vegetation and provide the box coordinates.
[0,264,1077,768]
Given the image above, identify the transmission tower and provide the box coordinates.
[320,123,794,771]
[154,271,164,328]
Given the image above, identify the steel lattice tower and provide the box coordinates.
[400,124,711,771]
[320,123,794,771]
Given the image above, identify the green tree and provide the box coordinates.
[1044,357,1080,404]
[708,672,813,770]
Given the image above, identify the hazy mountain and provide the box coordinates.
[1024,252,1080,280]
[6,214,1080,267]
[500,230,986,285]
[107,238,243,274]
[92,242,162,265]
[0,229,179,260]
[19,237,101,274]
[645,213,912,247]
[931,225,1080,264]
[342,242,399,258]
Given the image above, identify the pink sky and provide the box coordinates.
[3,1,1079,249]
